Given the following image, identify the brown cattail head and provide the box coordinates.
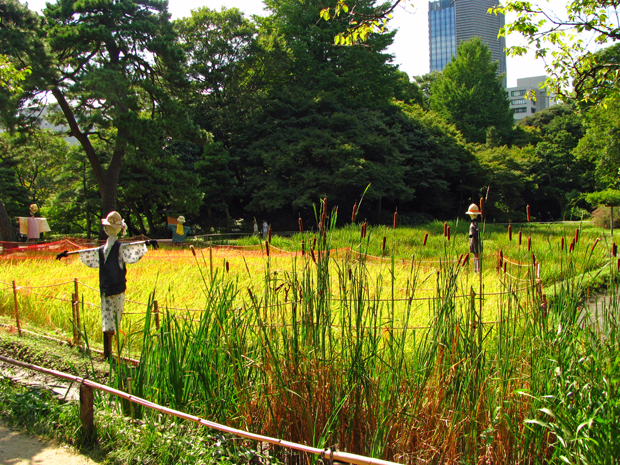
[617,258,620,271]
[518,230,522,245]
[321,198,327,229]
[527,205,531,222]
[569,239,575,253]
[613,243,617,257]
[462,253,469,266]
[503,261,507,273]
[360,223,364,239]
[394,209,398,229]
[382,236,387,254]
[528,236,532,251]
[444,222,448,237]
[298,217,304,234]
[575,228,579,244]
[457,253,463,266]
[508,225,512,241]
[302,240,305,255]
[266,241,270,257]
[310,248,316,263]
[480,197,484,218]
[313,236,317,249]
[532,253,536,266]
[268,227,272,243]
[352,203,357,222]
[561,237,564,250]
[190,245,196,257]
[226,261,229,273]
[591,238,600,254]
[447,225,451,241]
[423,233,428,246]
[348,268,352,280]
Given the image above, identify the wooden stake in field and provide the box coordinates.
[12,280,21,337]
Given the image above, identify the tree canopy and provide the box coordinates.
[430,37,513,145]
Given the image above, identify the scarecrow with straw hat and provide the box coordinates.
[168,215,192,243]
[466,203,481,273]
[56,211,158,358]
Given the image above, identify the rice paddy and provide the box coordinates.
[0,219,618,463]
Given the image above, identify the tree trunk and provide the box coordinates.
[0,200,16,242]
[131,202,147,236]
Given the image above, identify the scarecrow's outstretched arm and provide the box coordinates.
[56,240,158,260]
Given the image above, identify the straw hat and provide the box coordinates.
[466,204,481,217]
[29,204,38,214]
[177,215,186,223]
[101,211,126,231]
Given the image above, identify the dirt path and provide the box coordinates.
[0,422,97,464]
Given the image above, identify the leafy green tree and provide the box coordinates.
[495,0,620,103]
[0,134,30,240]
[0,0,204,227]
[430,37,514,145]
[0,54,30,93]
[575,95,620,192]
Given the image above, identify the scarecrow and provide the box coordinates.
[466,203,481,273]
[168,215,192,243]
[17,204,51,242]
[56,211,158,359]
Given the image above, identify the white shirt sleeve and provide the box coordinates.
[119,243,148,264]
[79,249,100,268]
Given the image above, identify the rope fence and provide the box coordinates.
[0,355,398,465]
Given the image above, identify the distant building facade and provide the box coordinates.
[507,76,556,121]
[428,0,506,83]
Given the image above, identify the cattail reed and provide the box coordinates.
[351,202,357,222]
[423,233,428,246]
[382,236,386,254]
[508,224,512,241]
[532,253,536,266]
[575,228,579,244]
[265,241,270,257]
[393,209,398,229]
[503,261,507,273]
[301,239,305,255]
[348,267,352,280]
[447,225,450,241]
[444,222,448,237]
[569,239,575,253]
[591,238,600,253]
[268,228,272,243]
[190,245,196,257]
[528,236,531,251]
[518,230,522,245]
[225,261,229,273]
[561,237,564,250]
[462,252,469,266]
[527,204,531,222]
[310,248,316,263]
[618,258,620,271]
[457,253,463,266]
[480,197,484,218]
[613,243,617,257]
[298,217,304,234]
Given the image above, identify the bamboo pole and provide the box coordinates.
[154,300,160,331]
[209,246,213,281]
[12,281,21,337]
[74,278,80,343]
[0,355,399,465]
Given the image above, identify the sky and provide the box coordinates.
[24,0,567,87]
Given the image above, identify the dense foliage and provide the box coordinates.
[0,0,617,237]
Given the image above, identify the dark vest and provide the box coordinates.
[99,241,127,297]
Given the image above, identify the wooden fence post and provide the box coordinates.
[12,281,21,337]
[79,384,95,440]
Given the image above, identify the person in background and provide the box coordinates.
[262,220,268,239]
[253,218,259,236]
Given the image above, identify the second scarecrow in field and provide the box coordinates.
[467,203,481,273]
[77,211,149,357]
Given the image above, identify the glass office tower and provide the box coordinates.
[428,0,506,80]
